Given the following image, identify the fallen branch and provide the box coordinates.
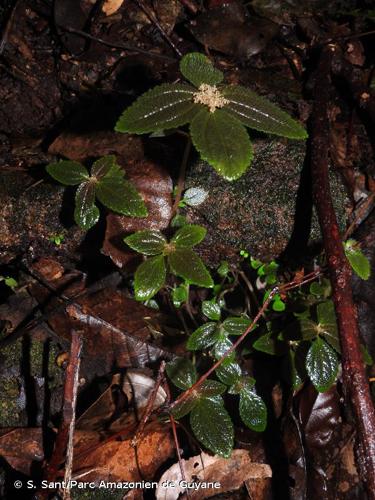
[310,45,375,497]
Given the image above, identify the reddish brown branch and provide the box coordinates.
[40,331,82,497]
[311,46,375,497]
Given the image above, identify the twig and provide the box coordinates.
[134,0,183,57]
[41,331,83,498]
[56,24,177,62]
[311,45,375,498]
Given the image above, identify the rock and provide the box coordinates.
[183,138,348,266]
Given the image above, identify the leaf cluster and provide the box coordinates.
[116,52,307,181]
[46,155,147,230]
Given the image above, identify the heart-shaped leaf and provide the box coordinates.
[187,322,217,350]
[166,358,197,390]
[239,387,267,432]
[91,155,116,179]
[344,240,370,280]
[221,85,308,139]
[202,300,221,321]
[134,255,166,301]
[115,84,198,134]
[46,160,89,185]
[222,317,252,336]
[96,164,147,217]
[180,52,224,88]
[216,359,242,386]
[306,337,339,393]
[74,181,100,230]
[190,108,253,180]
[190,396,234,457]
[168,248,213,287]
[124,230,167,255]
[171,224,207,248]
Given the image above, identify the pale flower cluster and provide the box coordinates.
[193,84,229,113]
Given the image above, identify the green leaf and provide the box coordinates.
[317,301,340,353]
[182,187,208,207]
[198,380,226,397]
[306,337,339,392]
[253,332,287,356]
[344,240,371,280]
[221,85,308,140]
[239,387,267,432]
[171,224,207,248]
[272,298,286,312]
[74,182,100,230]
[166,358,197,390]
[96,164,147,217]
[46,160,89,185]
[228,376,255,395]
[91,155,116,179]
[115,84,198,134]
[124,230,167,255]
[190,108,253,181]
[279,319,318,342]
[213,335,234,360]
[180,52,224,88]
[217,261,229,277]
[202,300,221,321]
[216,359,242,386]
[190,396,234,457]
[361,344,373,366]
[171,392,198,419]
[172,284,189,308]
[186,322,217,350]
[222,317,252,336]
[134,255,166,301]
[168,248,213,287]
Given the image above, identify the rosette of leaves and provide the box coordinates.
[115,52,307,181]
[46,155,147,230]
[124,224,213,301]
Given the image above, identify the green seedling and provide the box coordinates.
[115,52,307,181]
[46,155,147,230]
[124,224,213,301]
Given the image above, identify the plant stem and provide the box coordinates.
[172,137,192,218]
[311,45,375,498]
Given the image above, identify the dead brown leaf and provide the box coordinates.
[102,0,125,16]
[0,428,44,475]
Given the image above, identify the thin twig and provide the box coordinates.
[311,45,375,498]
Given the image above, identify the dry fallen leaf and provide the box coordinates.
[156,450,272,500]
[0,428,44,475]
[102,0,124,16]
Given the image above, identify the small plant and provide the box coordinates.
[115,52,307,180]
[249,256,286,311]
[0,276,18,292]
[49,233,65,246]
[124,224,213,301]
[46,155,147,230]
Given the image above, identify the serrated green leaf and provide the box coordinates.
[124,230,166,255]
[115,84,198,134]
[253,332,287,356]
[190,396,234,457]
[91,155,116,179]
[186,322,217,350]
[134,255,166,301]
[180,52,224,88]
[166,358,197,390]
[198,380,226,397]
[216,359,242,386]
[190,108,253,181]
[171,224,207,248]
[221,85,308,140]
[202,300,221,321]
[228,376,255,395]
[213,335,234,360]
[344,241,371,280]
[168,248,213,287]
[46,160,89,185]
[222,316,252,336]
[306,337,339,392]
[96,164,147,217]
[74,182,100,230]
[239,387,267,432]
